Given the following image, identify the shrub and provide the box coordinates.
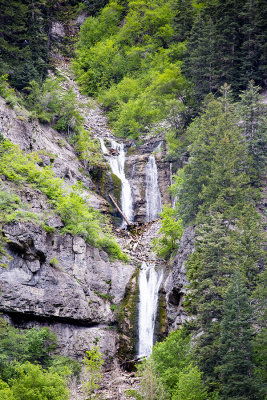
[10,362,70,400]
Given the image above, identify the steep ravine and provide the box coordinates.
[0,65,192,399]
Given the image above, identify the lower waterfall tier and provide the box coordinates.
[138,261,163,358]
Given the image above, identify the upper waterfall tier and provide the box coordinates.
[145,154,162,222]
[99,138,134,226]
[138,261,163,358]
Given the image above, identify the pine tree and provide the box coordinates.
[240,0,267,88]
[184,16,217,104]
[176,93,239,224]
[0,0,28,75]
[179,91,264,392]
[238,81,267,183]
[217,271,260,399]
[212,0,244,93]
[185,213,235,386]
[171,0,194,42]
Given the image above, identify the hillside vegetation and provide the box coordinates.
[0,1,266,399]
[73,0,267,138]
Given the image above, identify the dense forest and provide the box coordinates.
[0,0,266,399]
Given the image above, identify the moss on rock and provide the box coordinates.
[118,269,139,363]
[111,172,122,205]
[155,292,168,343]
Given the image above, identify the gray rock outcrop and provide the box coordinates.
[164,226,195,330]
[126,139,172,223]
[0,221,135,364]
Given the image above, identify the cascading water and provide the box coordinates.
[145,154,162,222]
[99,138,134,226]
[138,262,163,358]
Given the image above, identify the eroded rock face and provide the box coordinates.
[126,138,172,223]
[0,221,135,363]
[0,98,110,213]
[164,226,195,330]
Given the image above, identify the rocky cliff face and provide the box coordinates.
[0,220,135,363]
[164,226,195,330]
[126,139,172,223]
[0,96,135,369]
[0,66,190,399]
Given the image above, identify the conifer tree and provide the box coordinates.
[176,93,239,224]
[217,271,260,399]
[0,1,28,76]
[171,0,194,42]
[238,81,267,183]
[183,16,217,103]
[179,91,264,392]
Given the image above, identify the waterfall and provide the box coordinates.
[138,262,163,358]
[99,138,134,226]
[145,154,162,222]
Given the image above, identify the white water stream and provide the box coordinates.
[145,154,162,222]
[138,262,163,358]
[99,137,163,357]
[99,138,134,227]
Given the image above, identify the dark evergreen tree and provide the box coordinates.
[184,0,267,102]
[238,81,267,183]
[217,271,260,399]
[0,0,28,76]
[82,0,109,16]
[178,92,264,393]
[171,0,194,42]
[212,0,244,93]
[240,0,267,88]
[252,269,267,397]
[185,212,234,387]
[183,16,218,104]
[176,92,241,224]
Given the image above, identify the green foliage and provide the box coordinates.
[152,329,191,397]
[135,329,208,400]
[49,257,59,268]
[0,1,88,90]
[10,362,70,400]
[238,81,267,183]
[173,92,256,225]
[170,91,266,395]
[74,128,104,168]
[217,271,260,399]
[83,346,103,399]
[153,205,183,259]
[136,358,166,400]
[0,379,15,400]
[0,75,20,108]
[0,319,82,399]
[73,0,190,138]
[184,0,267,102]
[171,365,209,400]
[0,320,57,377]
[26,77,83,133]
[0,140,126,260]
[48,356,81,380]
[0,185,42,267]
[77,2,123,49]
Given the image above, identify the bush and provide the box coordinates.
[153,205,183,259]
[74,128,103,167]
[25,78,83,134]
[10,362,70,400]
